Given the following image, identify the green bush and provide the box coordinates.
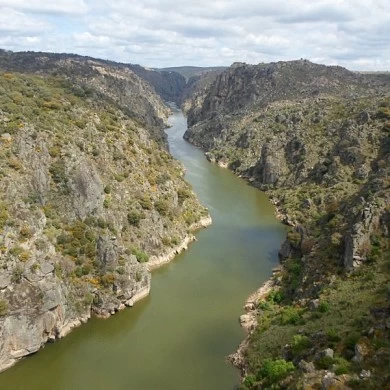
[258,300,273,311]
[74,267,83,277]
[257,359,295,384]
[291,334,312,356]
[49,161,67,184]
[177,188,192,204]
[0,205,8,229]
[281,306,301,325]
[318,301,330,313]
[170,236,180,246]
[243,374,256,388]
[267,290,284,304]
[131,247,149,263]
[154,200,169,216]
[334,357,350,375]
[11,265,23,283]
[161,236,171,246]
[139,195,152,210]
[315,355,335,369]
[0,300,8,316]
[127,211,143,227]
[326,328,341,342]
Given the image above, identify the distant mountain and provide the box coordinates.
[158,66,227,81]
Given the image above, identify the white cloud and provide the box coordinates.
[0,0,389,70]
[0,0,88,15]
[0,7,50,34]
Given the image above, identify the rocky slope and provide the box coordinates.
[0,50,174,143]
[130,64,187,104]
[0,58,210,371]
[184,60,390,388]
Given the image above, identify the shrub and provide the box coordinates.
[327,328,341,342]
[48,145,61,158]
[257,359,295,384]
[291,335,312,356]
[74,267,83,277]
[318,301,330,313]
[154,200,169,216]
[177,188,192,204]
[170,236,180,246]
[101,273,115,287]
[0,300,8,316]
[82,264,92,275]
[267,290,284,304]
[7,157,23,170]
[42,100,61,110]
[287,230,301,247]
[116,266,125,275]
[243,374,256,388]
[0,205,8,229]
[345,333,360,350]
[11,265,23,283]
[49,161,67,184]
[127,211,142,227]
[156,173,170,185]
[315,355,335,370]
[334,357,350,375]
[104,185,112,194]
[114,174,125,182]
[135,271,142,282]
[258,300,273,311]
[161,236,171,246]
[131,247,149,263]
[281,306,301,325]
[139,195,152,210]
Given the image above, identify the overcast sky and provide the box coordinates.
[0,0,389,70]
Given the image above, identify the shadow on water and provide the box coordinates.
[0,108,286,390]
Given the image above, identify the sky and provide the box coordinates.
[0,0,389,70]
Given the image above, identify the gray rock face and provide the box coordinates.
[299,360,316,373]
[97,236,118,267]
[0,275,82,371]
[279,239,292,261]
[70,159,104,219]
[0,274,11,290]
[256,143,281,185]
[344,203,379,269]
[40,262,54,275]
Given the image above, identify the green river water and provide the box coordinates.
[0,108,285,390]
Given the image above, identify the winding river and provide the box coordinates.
[0,108,285,389]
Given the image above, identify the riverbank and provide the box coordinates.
[0,212,212,373]
[147,215,212,271]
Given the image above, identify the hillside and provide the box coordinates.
[0,58,210,371]
[185,60,390,389]
[158,66,227,81]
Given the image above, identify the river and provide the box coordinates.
[0,108,285,389]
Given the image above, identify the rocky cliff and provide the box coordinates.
[184,60,390,388]
[0,56,209,371]
[130,64,187,104]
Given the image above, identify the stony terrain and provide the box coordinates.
[185,60,390,389]
[0,54,210,372]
